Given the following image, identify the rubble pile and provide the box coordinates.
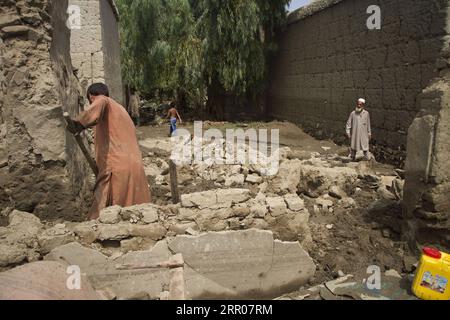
[0,131,413,299]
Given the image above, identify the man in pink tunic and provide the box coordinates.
[68,83,151,220]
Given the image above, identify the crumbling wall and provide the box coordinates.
[268,0,446,164]
[403,59,450,251]
[0,0,92,221]
[69,0,123,104]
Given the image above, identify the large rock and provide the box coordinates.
[0,210,43,267]
[284,194,305,211]
[99,206,122,224]
[121,203,159,223]
[270,159,303,194]
[0,261,100,300]
[168,229,315,299]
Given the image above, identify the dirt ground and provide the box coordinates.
[137,120,413,286]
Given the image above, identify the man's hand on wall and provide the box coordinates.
[66,119,85,135]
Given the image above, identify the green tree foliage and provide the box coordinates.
[116,0,289,113]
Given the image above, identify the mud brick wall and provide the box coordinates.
[403,41,450,251]
[268,0,448,164]
[69,0,123,104]
[0,0,93,221]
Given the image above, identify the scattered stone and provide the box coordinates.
[216,189,251,208]
[315,197,333,212]
[325,275,354,294]
[97,224,130,241]
[284,194,305,211]
[377,186,396,200]
[329,185,346,199]
[250,203,268,218]
[181,189,251,209]
[37,225,75,255]
[232,204,250,218]
[73,221,99,244]
[339,197,356,208]
[245,174,262,184]
[270,159,303,194]
[403,256,418,273]
[385,269,402,278]
[267,196,288,217]
[224,174,245,187]
[120,204,159,224]
[129,223,167,240]
[326,224,334,230]
[0,243,27,267]
[99,206,122,224]
[168,222,197,236]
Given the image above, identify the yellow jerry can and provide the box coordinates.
[412,247,450,300]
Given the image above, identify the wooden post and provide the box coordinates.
[169,159,180,204]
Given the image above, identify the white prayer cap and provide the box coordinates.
[358,98,366,104]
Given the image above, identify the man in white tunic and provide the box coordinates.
[346,98,372,161]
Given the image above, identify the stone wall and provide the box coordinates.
[0,0,92,222]
[99,0,123,105]
[268,0,447,164]
[69,0,123,104]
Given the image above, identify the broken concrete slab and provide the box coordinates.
[45,241,173,300]
[168,229,315,299]
[45,242,111,276]
[0,261,100,300]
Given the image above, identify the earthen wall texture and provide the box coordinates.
[0,0,92,221]
[268,0,448,164]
